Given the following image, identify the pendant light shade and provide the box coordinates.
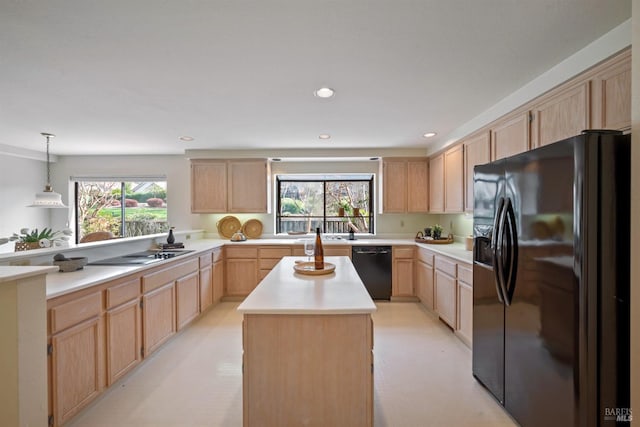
[28,133,67,208]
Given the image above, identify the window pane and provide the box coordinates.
[76,181,122,241]
[123,181,168,237]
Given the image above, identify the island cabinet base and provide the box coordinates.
[242,313,373,427]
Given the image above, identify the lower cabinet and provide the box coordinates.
[416,248,435,310]
[199,252,213,312]
[142,282,176,356]
[176,272,200,330]
[106,299,141,385]
[435,268,457,328]
[456,273,473,347]
[212,254,224,304]
[392,246,415,297]
[225,246,259,296]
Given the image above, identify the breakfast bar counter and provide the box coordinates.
[237,256,376,427]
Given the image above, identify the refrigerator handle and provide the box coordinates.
[503,198,519,304]
[496,197,510,306]
[491,197,506,304]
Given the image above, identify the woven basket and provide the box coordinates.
[15,241,41,251]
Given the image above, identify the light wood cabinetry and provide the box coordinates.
[48,292,104,426]
[190,159,268,213]
[415,247,435,310]
[591,50,631,131]
[191,160,227,213]
[382,158,428,213]
[392,246,414,297]
[456,263,473,347]
[212,248,224,303]
[444,144,464,212]
[407,159,429,212]
[434,256,457,328]
[258,246,292,280]
[199,252,213,312]
[428,153,444,213]
[463,131,491,212]
[176,272,200,330]
[491,112,530,161]
[105,277,141,386]
[324,245,352,258]
[142,282,175,356]
[532,82,590,148]
[225,246,259,296]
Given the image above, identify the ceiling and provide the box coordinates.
[0,1,631,156]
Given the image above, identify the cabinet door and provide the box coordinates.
[106,299,141,385]
[416,260,434,310]
[51,317,103,425]
[444,145,464,213]
[142,282,175,356]
[491,113,530,161]
[456,280,473,347]
[592,54,631,131]
[228,160,268,213]
[212,260,224,303]
[176,272,200,330]
[435,270,456,328]
[383,160,407,213]
[392,259,414,297]
[532,82,589,148]
[428,154,444,213]
[407,159,428,213]
[225,259,258,296]
[199,265,213,312]
[463,132,490,212]
[191,160,227,213]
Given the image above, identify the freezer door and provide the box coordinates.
[472,160,505,404]
[502,139,576,427]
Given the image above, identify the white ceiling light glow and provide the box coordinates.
[179,136,194,142]
[314,87,335,98]
[423,132,437,138]
[318,134,331,140]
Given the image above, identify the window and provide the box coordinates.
[74,178,168,243]
[276,174,374,234]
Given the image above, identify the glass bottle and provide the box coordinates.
[167,227,175,244]
[314,227,324,270]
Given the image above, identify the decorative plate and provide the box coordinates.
[216,216,241,239]
[293,262,336,275]
[242,218,263,239]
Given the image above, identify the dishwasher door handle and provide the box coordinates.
[355,251,378,255]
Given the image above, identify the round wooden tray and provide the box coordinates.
[242,218,263,239]
[217,215,241,239]
[293,262,336,275]
[415,237,454,244]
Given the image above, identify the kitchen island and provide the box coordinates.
[237,256,377,427]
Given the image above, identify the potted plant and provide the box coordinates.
[432,224,443,240]
[337,199,352,217]
[1,227,72,251]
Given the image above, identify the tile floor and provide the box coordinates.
[67,302,516,427]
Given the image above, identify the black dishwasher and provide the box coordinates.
[351,246,392,300]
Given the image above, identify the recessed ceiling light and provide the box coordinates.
[314,87,335,98]
[179,136,194,142]
[422,132,437,138]
[318,134,331,140]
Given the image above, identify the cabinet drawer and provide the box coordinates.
[212,247,223,262]
[142,258,199,293]
[324,246,352,257]
[435,256,457,277]
[50,292,102,334]
[393,246,414,259]
[259,258,281,270]
[199,252,212,268]
[417,248,434,266]
[225,246,258,259]
[458,263,472,285]
[105,277,140,309]
[259,247,291,259]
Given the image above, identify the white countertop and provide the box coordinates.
[237,256,377,315]
[0,265,58,283]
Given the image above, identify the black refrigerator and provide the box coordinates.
[472,130,630,427]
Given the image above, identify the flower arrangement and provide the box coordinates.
[0,227,72,251]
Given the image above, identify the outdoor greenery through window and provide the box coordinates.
[276,175,374,234]
[74,179,168,243]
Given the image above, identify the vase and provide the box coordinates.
[167,229,175,244]
[14,242,40,251]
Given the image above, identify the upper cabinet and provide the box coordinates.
[428,154,444,213]
[491,112,530,161]
[191,159,268,213]
[444,144,464,213]
[531,82,590,149]
[590,50,631,131]
[463,131,490,213]
[382,158,428,213]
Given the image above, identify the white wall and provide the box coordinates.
[0,154,50,252]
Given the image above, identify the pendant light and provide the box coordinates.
[28,132,67,208]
